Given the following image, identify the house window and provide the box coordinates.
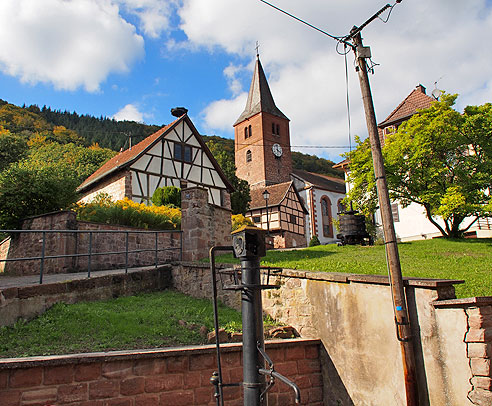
[174,143,192,163]
[244,127,248,139]
[321,196,333,238]
[384,125,396,136]
[249,125,252,138]
[391,203,400,222]
[253,216,261,223]
[290,214,296,224]
[246,150,252,162]
[337,199,346,214]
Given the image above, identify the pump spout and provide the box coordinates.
[259,368,301,404]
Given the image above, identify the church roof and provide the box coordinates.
[234,57,289,126]
[378,84,435,128]
[77,114,234,193]
[292,169,346,194]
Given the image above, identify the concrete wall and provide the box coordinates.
[0,266,172,327]
[0,339,323,406]
[175,263,492,406]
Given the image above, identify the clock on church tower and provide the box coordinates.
[233,56,293,189]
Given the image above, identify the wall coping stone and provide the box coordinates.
[181,262,464,288]
[433,297,492,308]
[0,338,320,369]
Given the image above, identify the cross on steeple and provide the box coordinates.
[255,41,260,58]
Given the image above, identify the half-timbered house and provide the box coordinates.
[77,114,234,208]
[247,181,308,248]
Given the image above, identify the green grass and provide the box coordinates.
[213,238,492,298]
[0,290,244,358]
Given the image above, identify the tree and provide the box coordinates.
[345,94,492,238]
[0,132,28,171]
[152,186,181,207]
[206,140,251,214]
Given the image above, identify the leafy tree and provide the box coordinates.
[0,133,28,171]
[206,140,251,214]
[0,163,79,229]
[345,94,492,238]
[152,186,181,208]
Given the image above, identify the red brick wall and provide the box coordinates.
[0,340,323,406]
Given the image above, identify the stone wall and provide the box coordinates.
[0,339,323,406]
[0,212,181,276]
[181,187,232,262]
[0,266,172,327]
[174,263,492,406]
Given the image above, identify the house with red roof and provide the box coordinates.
[77,113,234,208]
[335,84,492,241]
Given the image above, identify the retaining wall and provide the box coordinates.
[176,263,492,406]
[0,266,172,327]
[0,339,323,406]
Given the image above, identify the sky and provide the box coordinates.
[0,0,491,162]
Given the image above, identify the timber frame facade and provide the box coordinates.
[77,115,233,207]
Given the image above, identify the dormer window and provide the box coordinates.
[246,150,252,162]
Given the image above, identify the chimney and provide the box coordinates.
[416,84,426,94]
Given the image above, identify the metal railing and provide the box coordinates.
[0,229,182,284]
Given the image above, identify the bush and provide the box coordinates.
[152,186,181,208]
[231,214,254,231]
[75,196,181,230]
[309,236,321,247]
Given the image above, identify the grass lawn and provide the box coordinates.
[213,238,492,299]
[0,290,244,358]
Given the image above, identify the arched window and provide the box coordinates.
[337,199,345,214]
[244,127,248,139]
[246,150,252,162]
[248,125,252,138]
[272,123,275,134]
[276,124,280,135]
[320,196,333,238]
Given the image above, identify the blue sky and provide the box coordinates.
[0,0,491,161]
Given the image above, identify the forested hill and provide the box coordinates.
[0,100,343,178]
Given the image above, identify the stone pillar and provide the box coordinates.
[181,187,232,262]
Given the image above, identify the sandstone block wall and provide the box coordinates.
[78,170,131,204]
[0,339,323,406]
[0,212,181,276]
[0,266,172,327]
[181,187,232,262]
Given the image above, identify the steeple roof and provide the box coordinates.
[234,57,289,126]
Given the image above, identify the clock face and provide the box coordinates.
[272,143,283,158]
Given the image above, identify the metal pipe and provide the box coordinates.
[259,369,301,404]
[39,231,46,285]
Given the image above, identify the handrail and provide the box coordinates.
[0,229,182,284]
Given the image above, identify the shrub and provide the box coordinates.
[231,214,254,231]
[309,236,321,247]
[152,186,181,208]
[75,196,181,230]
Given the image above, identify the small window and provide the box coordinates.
[290,214,296,224]
[174,143,192,163]
[174,143,182,160]
[272,123,275,134]
[244,127,248,139]
[183,145,192,163]
[253,216,261,223]
[276,124,280,135]
[246,150,252,162]
[391,203,400,222]
[248,125,252,138]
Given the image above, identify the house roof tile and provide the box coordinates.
[292,169,346,193]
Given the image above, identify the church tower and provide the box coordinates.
[233,56,293,189]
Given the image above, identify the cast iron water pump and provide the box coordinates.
[209,226,300,406]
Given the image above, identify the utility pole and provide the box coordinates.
[351,29,419,406]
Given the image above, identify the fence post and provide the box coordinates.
[155,232,158,268]
[88,232,92,278]
[39,231,46,285]
[125,232,129,274]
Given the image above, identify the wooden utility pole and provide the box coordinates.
[351,30,419,406]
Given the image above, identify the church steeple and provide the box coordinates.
[233,57,289,126]
[233,56,292,189]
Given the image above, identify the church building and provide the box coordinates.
[234,56,346,248]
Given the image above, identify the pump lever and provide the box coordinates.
[258,368,301,404]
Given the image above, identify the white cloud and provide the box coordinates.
[177,0,492,161]
[117,0,178,38]
[0,0,144,92]
[114,103,145,122]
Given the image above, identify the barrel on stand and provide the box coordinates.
[337,210,373,246]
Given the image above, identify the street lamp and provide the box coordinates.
[262,189,270,236]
